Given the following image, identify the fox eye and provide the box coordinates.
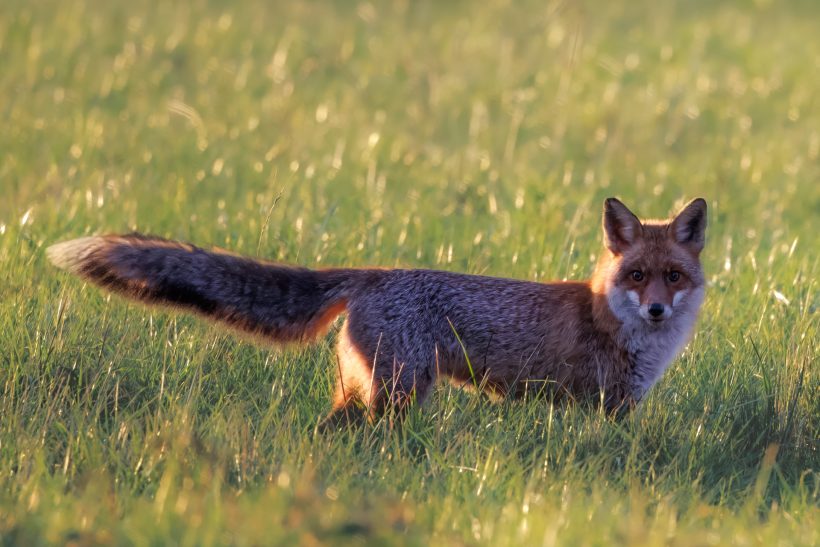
[667,271,681,282]
[630,270,644,282]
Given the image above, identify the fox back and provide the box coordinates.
[47,198,707,427]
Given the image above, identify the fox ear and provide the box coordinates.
[603,198,642,254]
[670,198,707,253]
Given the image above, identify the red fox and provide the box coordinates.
[47,198,707,427]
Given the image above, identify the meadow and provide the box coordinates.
[0,0,818,544]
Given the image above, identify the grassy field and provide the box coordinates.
[1,0,818,544]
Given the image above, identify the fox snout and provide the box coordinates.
[626,289,674,323]
[640,301,672,323]
[636,278,676,323]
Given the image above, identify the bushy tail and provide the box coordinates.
[47,234,367,343]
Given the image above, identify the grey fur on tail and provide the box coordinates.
[47,234,372,342]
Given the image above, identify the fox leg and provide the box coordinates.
[319,320,378,431]
[319,320,437,430]
[371,355,436,415]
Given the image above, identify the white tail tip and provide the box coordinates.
[46,236,106,273]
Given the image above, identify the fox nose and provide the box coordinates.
[648,303,665,317]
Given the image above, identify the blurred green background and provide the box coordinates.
[0,0,817,544]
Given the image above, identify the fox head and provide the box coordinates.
[592,197,707,328]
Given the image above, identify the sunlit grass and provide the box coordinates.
[0,0,818,544]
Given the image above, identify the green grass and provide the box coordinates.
[1,0,818,544]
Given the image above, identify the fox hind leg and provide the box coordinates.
[372,354,436,416]
[318,320,377,431]
[319,320,437,431]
